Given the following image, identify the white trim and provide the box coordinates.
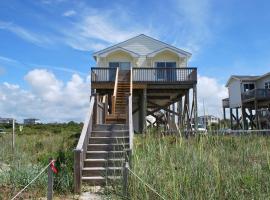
[93,34,191,58]
[147,47,187,58]
[98,47,139,58]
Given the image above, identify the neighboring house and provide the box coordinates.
[222,72,270,130]
[91,34,198,132]
[24,118,41,125]
[0,117,13,124]
[198,115,219,126]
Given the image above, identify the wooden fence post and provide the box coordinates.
[47,159,53,200]
[12,119,15,151]
[122,161,129,199]
[74,149,82,193]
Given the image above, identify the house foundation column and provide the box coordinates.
[139,88,147,133]
[230,108,233,129]
[193,84,198,130]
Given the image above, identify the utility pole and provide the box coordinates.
[12,118,15,151]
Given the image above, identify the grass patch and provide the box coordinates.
[110,130,270,199]
[0,122,82,199]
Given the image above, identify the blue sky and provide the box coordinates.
[0,0,270,122]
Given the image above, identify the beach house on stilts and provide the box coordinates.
[74,34,198,192]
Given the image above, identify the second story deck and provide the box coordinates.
[91,67,197,90]
[242,89,270,103]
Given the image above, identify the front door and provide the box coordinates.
[156,62,176,81]
[109,62,131,81]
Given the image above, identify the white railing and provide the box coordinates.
[74,96,95,193]
[112,67,119,114]
[128,95,134,149]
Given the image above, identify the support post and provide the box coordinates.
[241,107,247,130]
[93,93,99,124]
[177,98,182,127]
[185,90,191,130]
[47,159,54,200]
[122,162,129,199]
[193,84,198,130]
[255,100,260,129]
[236,108,239,129]
[103,95,108,123]
[223,107,226,120]
[172,103,175,123]
[230,108,233,130]
[140,89,147,133]
[12,119,15,151]
[74,150,82,193]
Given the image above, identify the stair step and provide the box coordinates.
[87,143,129,151]
[82,167,122,176]
[93,124,128,131]
[86,150,124,159]
[82,176,121,186]
[91,130,128,137]
[89,136,129,144]
[84,158,125,167]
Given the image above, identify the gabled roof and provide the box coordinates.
[225,72,270,87]
[93,34,191,60]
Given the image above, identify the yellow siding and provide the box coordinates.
[96,49,186,68]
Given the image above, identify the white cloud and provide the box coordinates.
[172,0,216,54]
[0,69,90,122]
[60,8,151,51]
[0,21,53,47]
[63,10,76,17]
[197,75,227,118]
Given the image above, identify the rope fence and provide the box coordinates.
[122,160,167,200]
[11,159,56,200]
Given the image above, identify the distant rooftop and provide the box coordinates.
[226,72,270,86]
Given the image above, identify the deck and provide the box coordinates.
[242,89,270,103]
[91,67,197,89]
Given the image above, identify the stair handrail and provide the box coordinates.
[74,95,95,193]
[112,67,119,114]
[130,68,133,96]
[129,69,134,150]
[128,95,134,150]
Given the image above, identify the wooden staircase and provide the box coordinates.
[74,68,134,192]
[106,70,131,124]
[82,124,129,186]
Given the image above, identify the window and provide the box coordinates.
[265,82,270,89]
[243,83,255,92]
[109,62,131,80]
[155,62,176,80]
[109,62,130,70]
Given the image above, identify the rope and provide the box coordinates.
[11,160,53,200]
[127,167,167,200]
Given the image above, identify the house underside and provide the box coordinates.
[92,67,198,133]
[223,89,270,130]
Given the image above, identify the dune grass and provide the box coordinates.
[0,123,81,199]
[121,130,270,199]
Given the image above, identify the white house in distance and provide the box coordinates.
[24,118,41,125]
[223,72,270,129]
[0,117,14,124]
[198,115,219,127]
